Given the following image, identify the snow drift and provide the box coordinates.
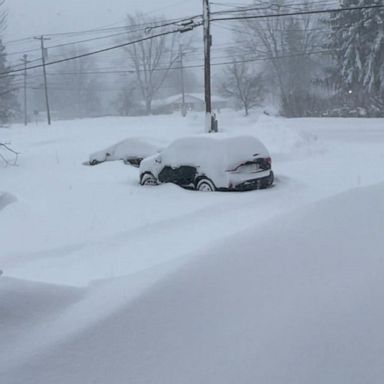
[2,181,384,384]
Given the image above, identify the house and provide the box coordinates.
[151,93,229,114]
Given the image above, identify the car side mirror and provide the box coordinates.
[155,156,162,164]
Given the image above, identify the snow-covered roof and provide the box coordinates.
[151,93,228,107]
[187,93,228,103]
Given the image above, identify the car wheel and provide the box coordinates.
[141,173,158,186]
[196,178,216,192]
[262,171,274,189]
[125,158,141,167]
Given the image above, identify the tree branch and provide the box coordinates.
[0,142,19,166]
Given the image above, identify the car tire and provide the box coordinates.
[196,178,216,192]
[141,173,158,186]
[89,159,100,166]
[263,171,274,189]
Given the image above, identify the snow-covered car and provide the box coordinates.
[88,137,163,167]
[139,135,274,191]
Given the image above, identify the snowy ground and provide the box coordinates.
[1,111,384,383]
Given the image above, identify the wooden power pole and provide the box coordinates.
[35,36,51,125]
[179,43,186,117]
[22,54,28,126]
[203,0,217,132]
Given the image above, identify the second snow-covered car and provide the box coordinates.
[88,137,163,167]
[139,135,274,191]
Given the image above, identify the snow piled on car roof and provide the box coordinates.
[162,134,270,169]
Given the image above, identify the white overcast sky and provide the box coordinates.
[4,0,246,73]
[6,0,212,41]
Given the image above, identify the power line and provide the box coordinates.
[3,3,382,79]
[211,3,384,22]
[7,40,341,80]
[34,48,335,76]
[211,0,341,15]
[0,29,182,77]
[42,18,196,49]
[43,31,137,50]
[211,1,339,15]
[6,14,201,44]
[3,15,204,73]
[5,30,137,58]
[211,4,273,15]
[211,1,255,8]
[4,22,182,59]
[4,37,35,45]
[36,23,141,38]
[28,83,195,92]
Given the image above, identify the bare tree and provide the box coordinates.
[123,13,179,115]
[0,142,18,166]
[221,61,265,116]
[235,0,325,116]
[115,78,139,116]
[0,0,19,163]
[0,0,6,35]
[0,1,19,125]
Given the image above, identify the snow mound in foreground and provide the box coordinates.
[2,182,384,384]
[0,277,82,332]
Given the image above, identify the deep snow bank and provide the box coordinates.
[218,112,321,157]
[2,182,384,384]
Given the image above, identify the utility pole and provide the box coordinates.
[203,0,217,132]
[179,43,186,117]
[22,54,29,126]
[34,36,51,125]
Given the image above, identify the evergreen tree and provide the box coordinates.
[0,40,18,125]
[282,18,314,116]
[0,0,19,125]
[327,0,384,115]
